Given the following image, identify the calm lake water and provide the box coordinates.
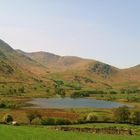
[27,97,132,108]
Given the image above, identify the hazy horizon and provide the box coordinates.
[0,0,140,68]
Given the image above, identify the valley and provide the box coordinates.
[0,39,140,138]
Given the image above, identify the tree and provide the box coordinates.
[26,112,36,124]
[114,106,130,123]
[26,111,42,124]
[131,111,140,125]
[55,87,65,97]
[3,114,13,124]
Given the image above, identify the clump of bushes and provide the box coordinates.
[2,114,19,125]
[0,101,18,109]
[76,114,99,124]
[100,116,111,122]
[41,118,55,125]
[55,87,66,97]
[113,106,140,125]
[41,117,71,125]
[0,102,6,108]
[114,106,130,123]
[86,113,98,123]
[121,88,140,94]
[127,96,140,102]
[131,111,140,125]
[3,114,13,124]
[70,89,109,98]
[55,118,71,125]
[71,91,90,98]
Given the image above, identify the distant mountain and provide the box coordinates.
[17,51,60,69]
[21,51,117,73]
[16,49,139,88]
[0,39,139,90]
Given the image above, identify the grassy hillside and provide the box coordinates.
[0,39,51,97]
[0,125,140,140]
[20,51,95,71]
[23,50,140,86]
[0,39,139,98]
[22,48,140,100]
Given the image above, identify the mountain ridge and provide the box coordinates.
[16,49,139,70]
[0,39,140,91]
[16,49,140,85]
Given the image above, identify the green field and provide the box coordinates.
[0,125,140,140]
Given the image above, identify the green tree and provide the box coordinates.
[131,111,140,125]
[26,111,42,124]
[27,112,35,124]
[55,87,65,97]
[114,106,130,123]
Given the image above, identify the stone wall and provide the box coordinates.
[53,126,132,135]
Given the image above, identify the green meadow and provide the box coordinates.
[0,125,140,140]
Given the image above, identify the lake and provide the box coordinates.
[27,97,132,108]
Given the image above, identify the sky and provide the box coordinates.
[0,0,140,68]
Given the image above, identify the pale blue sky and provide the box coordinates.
[0,0,140,68]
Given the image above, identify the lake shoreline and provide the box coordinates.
[26,97,133,109]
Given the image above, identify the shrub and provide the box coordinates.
[127,96,140,102]
[41,117,71,125]
[71,91,90,98]
[0,102,6,108]
[55,87,66,97]
[109,91,117,94]
[6,103,17,109]
[100,116,111,122]
[41,118,55,125]
[114,106,130,123]
[3,114,13,124]
[86,113,98,122]
[55,118,71,125]
[0,101,18,109]
[131,111,140,125]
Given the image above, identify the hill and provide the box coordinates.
[18,51,94,71]
[0,39,139,97]
[19,50,140,89]
[0,39,51,96]
[0,39,48,81]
